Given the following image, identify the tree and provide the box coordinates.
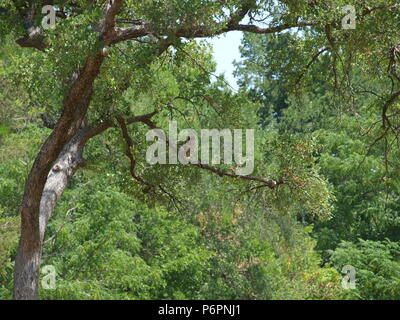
[329,239,400,300]
[1,0,400,300]
[235,30,400,251]
[234,10,400,299]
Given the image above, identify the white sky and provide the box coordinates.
[207,31,243,91]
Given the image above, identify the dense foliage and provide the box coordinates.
[1,0,400,300]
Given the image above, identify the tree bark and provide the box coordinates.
[13,129,88,299]
[12,54,104,299]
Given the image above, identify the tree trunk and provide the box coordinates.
[12,0,123,300]
[13,129,87,300]
[12,45,106,300]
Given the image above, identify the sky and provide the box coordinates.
[206,31,243,91]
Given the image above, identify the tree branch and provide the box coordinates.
[141,118,281,189]
[115,115,182,206]
[112,20,315,44]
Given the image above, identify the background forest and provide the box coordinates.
[1,0,400,300]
